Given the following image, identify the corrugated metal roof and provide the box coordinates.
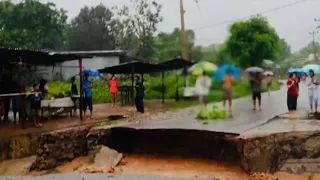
[52,50,126,56]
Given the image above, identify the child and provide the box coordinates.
[109,75,119,107]
[31,84,42,127]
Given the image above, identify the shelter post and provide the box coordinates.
[131,66,135,104]
[18,56,26,128]
[141,73,144,85]
[161,70,165,104]
[175,71,179,101]
[78,58,83,121]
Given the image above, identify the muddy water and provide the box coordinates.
[1,154,319,180]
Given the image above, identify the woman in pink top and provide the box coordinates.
[109,75,119,107]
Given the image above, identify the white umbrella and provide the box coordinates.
[245,66,264,73]
[263,70,274,76]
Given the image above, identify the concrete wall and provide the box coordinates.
[37,56,120,81]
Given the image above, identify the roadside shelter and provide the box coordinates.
[0,47,92,127]
[98,58,194,104]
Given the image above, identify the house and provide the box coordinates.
[37,50,141,81]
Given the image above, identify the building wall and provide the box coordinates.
[37,56,120,81]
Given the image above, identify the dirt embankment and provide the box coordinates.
[30,126,320,176]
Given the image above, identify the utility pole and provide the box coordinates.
[309,31,318,63]
[180,0,188,61]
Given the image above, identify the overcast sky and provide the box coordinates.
[40,0,320,52]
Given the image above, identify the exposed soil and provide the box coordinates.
[1,154,319,180]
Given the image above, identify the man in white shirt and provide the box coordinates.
[307,69,319,113]
[195,72,212,108]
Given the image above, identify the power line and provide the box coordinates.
[193,0,312,30]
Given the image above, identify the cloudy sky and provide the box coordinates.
[40,0,320,52]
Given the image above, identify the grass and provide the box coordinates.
[165,80,281,110]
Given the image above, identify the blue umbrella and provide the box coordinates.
[83,69,100,77]
[214,64,240,82]
[302,64,320,74]
[287,68,306,77]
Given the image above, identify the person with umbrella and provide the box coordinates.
[306,69,319,113]
[82,73,94,119]
[249,72,263,111]
[263,71,274,96]
[222,70,235,115]
[195,71,212,108]
[216,64,239,114]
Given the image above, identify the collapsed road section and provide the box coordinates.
[29,125,320,175]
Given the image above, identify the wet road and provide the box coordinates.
[119,82,310,136]
[0,173,215,180]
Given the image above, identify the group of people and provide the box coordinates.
[70,73,145,119]
[195,71,274,115]
[286,69,318,119]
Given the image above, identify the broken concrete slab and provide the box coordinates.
[94,146,123,168]
[80,146,123,173]
[240,119,320,138]
[280,158,320,174]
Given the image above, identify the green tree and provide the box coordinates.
[225,16,280,68]
[117,0,163,59]
[276,38,291,61]
[152,28,203,62]
[0,0,68,49]
[299,41,320,57]
[69,4,120,50]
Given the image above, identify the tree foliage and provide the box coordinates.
[68,4,120,51]
[152,28,203,62]
[0,0,68,49]
[117,0,163,59]
[225,16,280,68]
[276,38,291,61]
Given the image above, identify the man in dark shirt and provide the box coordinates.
[250,73,262,110]
[135,75,144,113]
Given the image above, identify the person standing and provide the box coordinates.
[70,76,78,114]
[135,75,145,113]
[195,72,212,108]
[31,84,43,127]
[82,73,94,118]
[249,73,262,110]
[109,75,119,107]
[306,69,319,113]
[222,70,234,114]
[12,80,21,124]
[287,72,299,119]
[265,75,273,96]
